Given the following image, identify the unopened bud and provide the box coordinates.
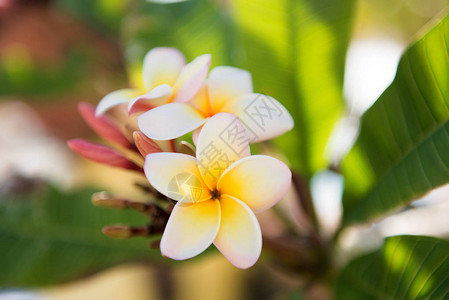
[78,102,134,149]
[67,139,143,172]
[102,225,149,239]
[92,192,127,209]
[133,131,162,157]
[102,225,132,239]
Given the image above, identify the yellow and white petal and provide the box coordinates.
[95,89,142,116]
[128,84,172,115]
[144,152,211,203]
[172,54,211,103]
[217,155,291,213]
[138,103,207,140]
[161,199,220,260]
[189,85,211,117]
[208,66,253,113]
[196,113,250,190]
[142,47,186,90]
[214,195,262,269]
[221,93,294,142]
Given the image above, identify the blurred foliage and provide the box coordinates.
[122,0,241,87]
[0,49,84,97]
[55,0,128,34]
[336,235,449,299]
[0,183,165,286]
[342,12,449,224]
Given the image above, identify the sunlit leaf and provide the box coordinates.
[336,235,449,299]
[342,13,449,224]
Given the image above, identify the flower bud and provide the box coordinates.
[133,131,162,157]
[67,139,143,172]
[78,102,134,149]
[102,225,132,239]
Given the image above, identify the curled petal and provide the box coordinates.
[196,113,250,190]
[78,102,133,149]
[138,103,206,140]
[95,89,142,116]
[67,139,142,171]
[133,131,162,157]
[222,93,294,142]
[160,199,220,260]
[214,195,262,269]
[217,155,291,213]
[172,54,211,103]
[142,47,186,90]
[128,84,172,115]
[208,66,253,113]
[144,152,211,203]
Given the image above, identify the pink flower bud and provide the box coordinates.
[67,138,142,172]
[78,102,134,149]
[132,131,162,157]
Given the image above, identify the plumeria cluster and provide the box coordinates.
[69,47,294,269]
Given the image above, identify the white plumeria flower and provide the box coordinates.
[95,47,211,116]
[144,113,292,268]
[138,66,294,143]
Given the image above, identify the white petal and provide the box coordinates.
[144,152,211,203]
[128,84,172,114]
[142,47,186,90]
[214,195,262,269]
[138,103,207,140]
[208,66,253,113]
[95,89,141,116]
[196,113,250,190]
[161,199,220,260]
[222,93,294,142]
[172,54,211,103]
[217,155,291,213]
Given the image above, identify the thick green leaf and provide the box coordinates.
[336,235,449,300]
[123,0,355,176]
[342,13,449,224]
[230,0,355,176]
[0,184,164,286]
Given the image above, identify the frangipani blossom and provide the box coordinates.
[95,47,211,116]
[144,113,292,268]
[138,66,294,143]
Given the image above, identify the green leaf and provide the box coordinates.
[342,13,449,224]
[0,184,164,286]
[230,0,355,176]
[336,235,449,300]
[123,0,355,176]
